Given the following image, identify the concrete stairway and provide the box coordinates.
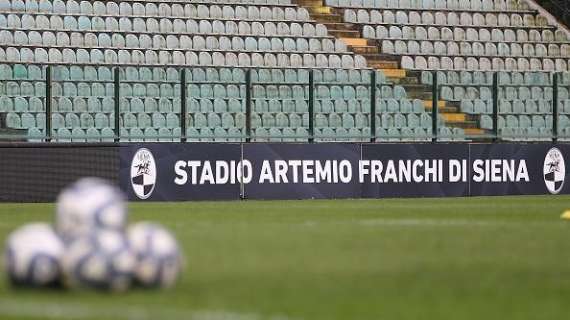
[292,0,487,139]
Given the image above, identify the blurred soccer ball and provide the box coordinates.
[128,222,183,288]
[4,223,64,287]
[56,177,127,242]
[62,230,136,292]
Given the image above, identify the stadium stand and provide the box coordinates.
[309,0,570,139]
[0,0,569,141]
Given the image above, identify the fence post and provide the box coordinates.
[308,69,314,143]
[370,70,377,143]
[553,72,559,143]
[245,69,252,143]
[45,65,52,142]
[431,71,438,142]
[492,72,499,142]
[114,67,120,143]
[180,68,187,143]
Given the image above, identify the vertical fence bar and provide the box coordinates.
[45,65,52,142]
[553,72,559,143]
[370,70,377,143]
[308,69,314,143]
[180,68,187,143]
[114,67,120,143]
[245,69,252,143]
[492,72,499,142]
[431,71,438,142]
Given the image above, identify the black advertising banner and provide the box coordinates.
[0,145,117,202]
[243,144,361,199]
[117,143,570,201]
[119,143,241,201]
[361,143,470,198]
[468,143,568,196]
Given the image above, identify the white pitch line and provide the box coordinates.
[356,218,560,227]
[298,218,562,228]
[0,299,299,320]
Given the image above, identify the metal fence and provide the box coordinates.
[0,64,567,142]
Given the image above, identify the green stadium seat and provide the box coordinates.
[20,112,35,128]
[71,128,86,142]
[27,127,43,142]
[158,128,172,142]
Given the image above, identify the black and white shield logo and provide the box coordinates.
[543,147,565,194]
[131,148,157,199]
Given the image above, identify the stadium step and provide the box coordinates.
[348,45,379,54]
[292,0,401,71]
[463,128,487,136]
[357,53,399,60]
[327,29,361,38]
[406,89,432,100]
[322,22,359,31]
[340,38,368,47]
[380,69,406,79]
[424,100,455,110]
[452,121,482,130]
[442,113,467,123]
[394,76,418,85]
[295,0,326,7]
[368,61,399,69]
[305,5,331,14]
[424,101,459,113]
[310,13,342,22]
[291,0,487,139]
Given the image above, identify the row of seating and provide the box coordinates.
[1,81,394,96]
[0,64,379,82]
[498,127,562,140]
[326,0,529,11]
[1,1,305,20]
[380,40,569,58]
[0,5,312,24]
[5,111,179,129]
[345,9,547,27]
[460,99,555,114]
[0,47,367,68]
[364,25,563,42]
[0,33,344,54]
[5,110,441,131]
[25,127,242,142]
[479,114,564,129]
[0,94,427,112]
[0,21,328,41]
[3,80,388,98]
[0,65,382,84]
[441,86,560,100]
[420,70,554,85]
[27,126,464,143]
[4,0,293,11]
[5,74,567,104]
[1,82,411,101]
[5,94,565,120]
[0,15,327,37]
[400,55,569,71]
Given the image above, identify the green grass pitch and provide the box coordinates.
[1,196,570,320]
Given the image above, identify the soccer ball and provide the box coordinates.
[56,177,127,242]
[62,230,136,292]
[4,223,64,287]
[128,222,183,288]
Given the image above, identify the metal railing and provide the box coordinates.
[0,64,567,143]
